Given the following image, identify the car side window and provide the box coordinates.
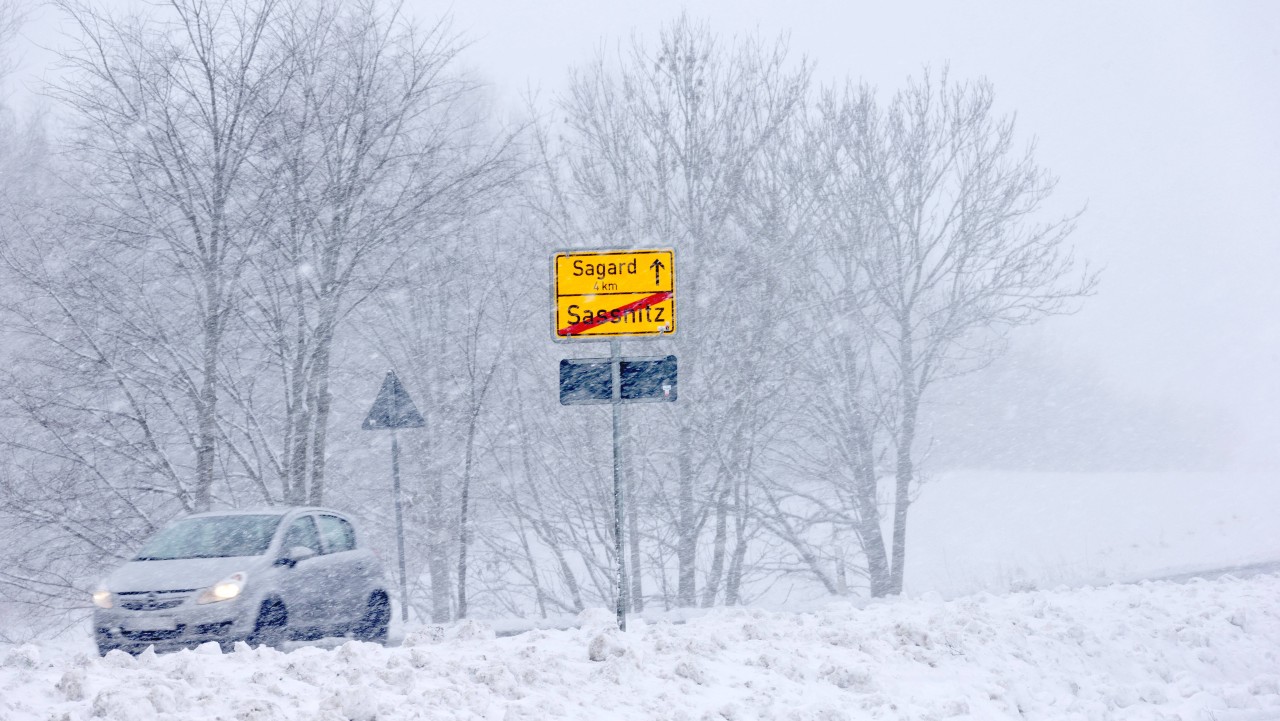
[316,515,356,554]
[280,516,321,554]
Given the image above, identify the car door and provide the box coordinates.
[276,514,326,628]
[315,513,364,621]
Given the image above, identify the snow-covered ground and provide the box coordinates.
[906,471,1280,596]
[3,574,1279,720]
[3,470,1277,720]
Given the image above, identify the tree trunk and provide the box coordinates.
[724,476,749,605]
[889,330,919,595]
[456,406,480,619]
[889,404,917,595]
[427,466,452,623]
[701,473,732,607]
[194,277,223,512]
[856,433,893,597]
[195,371,218,511]
[516,521,548,619]
[306,323,334,506]
[860,498,893,597]
[676,431,698,607]
[284,295,310,505]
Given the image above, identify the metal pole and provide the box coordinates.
[391,428,409,623]
[610,339,628,631]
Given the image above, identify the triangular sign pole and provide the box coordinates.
[362,370,424,624]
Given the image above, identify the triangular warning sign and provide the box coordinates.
[362,371,426,430]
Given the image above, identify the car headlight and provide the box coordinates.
[196,572,247,604]
[92,589,113,609]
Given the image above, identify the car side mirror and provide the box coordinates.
[274,545,317,568]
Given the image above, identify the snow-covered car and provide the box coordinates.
[91,507,390,655]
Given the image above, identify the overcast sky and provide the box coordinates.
[8,1,1280,469]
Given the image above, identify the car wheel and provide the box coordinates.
[352,591,390,644]
[248,599,288,648]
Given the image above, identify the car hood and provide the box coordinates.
[103,556,266,593]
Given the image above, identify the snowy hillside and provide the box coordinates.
[3,573,1278,721]
[906,471,1280,597]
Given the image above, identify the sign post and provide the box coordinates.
[362,371,425,623]
[610,340,628,627]
[553,249,677,632]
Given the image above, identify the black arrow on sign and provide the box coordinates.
[650,258,665,285]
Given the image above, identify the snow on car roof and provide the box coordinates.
[185,506,349,518]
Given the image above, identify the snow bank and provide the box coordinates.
[3,574,1278,720]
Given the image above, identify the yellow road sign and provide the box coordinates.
[553,249,675,339]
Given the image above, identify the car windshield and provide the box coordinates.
[134,514,283,560]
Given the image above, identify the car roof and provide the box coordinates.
[184,506,350,519]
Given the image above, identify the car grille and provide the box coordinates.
[122,628,184,642]
[194,621,234,636]
[117,589,196,611]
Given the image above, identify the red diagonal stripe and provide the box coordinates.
[558,291,672,336]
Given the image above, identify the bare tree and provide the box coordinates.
[800,70,1096,595]
[237,0,521,507]
[539,14,810,608]
[358,278,457,622]
[453,268,503,620]
[0,0,522,627]
[0,1,288,632]
[48,0,290,511]
[356,211,521,621]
